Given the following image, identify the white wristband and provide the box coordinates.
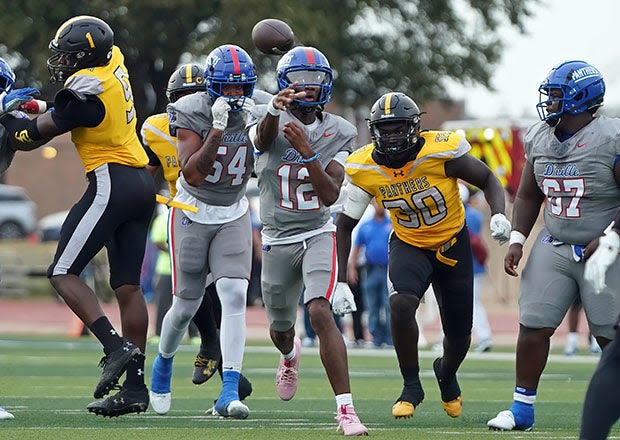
[509,230,527,246]
[267,97,282,116]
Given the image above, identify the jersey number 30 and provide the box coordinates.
[383,187,447,228]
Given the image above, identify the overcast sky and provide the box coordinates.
[447,0,620,120]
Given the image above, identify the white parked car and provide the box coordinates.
[0,184,37,239]
[38,210,69,242]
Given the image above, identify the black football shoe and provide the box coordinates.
[87,384,148,417]
[93,339,142,398]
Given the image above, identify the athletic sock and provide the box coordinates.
[125,354,146,389]
[90,317,123,354]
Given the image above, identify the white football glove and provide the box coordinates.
[240,97,256,124]
[240,97,255,113]
[211,96,231,131]
[490,213,511,245]
[584,229,620,293]
[332,282,357,316]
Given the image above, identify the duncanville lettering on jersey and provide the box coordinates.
[378,176,430,198]
[543,163,580,177]
[282,147,310,164]
[221,132,249,143]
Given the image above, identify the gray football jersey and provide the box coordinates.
[254,109,357,238]
[524,115,620,244]
[252,88,273,105]
[168,92,254,206]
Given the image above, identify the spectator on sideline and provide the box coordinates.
[349,199,393,348]
[564,299,601,356]
[459,184,493,353]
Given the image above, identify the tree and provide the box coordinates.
[0,0,538,125]
[0,0,219,126]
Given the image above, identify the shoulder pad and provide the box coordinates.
[54,88,87,112]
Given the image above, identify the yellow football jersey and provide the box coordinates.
[66,45,148,172]
[346,131,470,250]
[141,113,180,196]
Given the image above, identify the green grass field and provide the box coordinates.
[0,337,613,439]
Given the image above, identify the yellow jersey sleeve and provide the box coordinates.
[66,45,148,172]
[141,113,180,196]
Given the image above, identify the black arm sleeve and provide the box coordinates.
[143,144,162,167]
[50,88,105,132]
[0,112,47,151]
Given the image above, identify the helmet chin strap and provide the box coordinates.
[546,114,561,127]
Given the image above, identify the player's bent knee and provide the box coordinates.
[390,293,420,317]
[271,319,295,333]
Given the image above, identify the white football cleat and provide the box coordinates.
[149,390,171,415]
[487,410,516,430]
[0,407,14,420]
[223,400,249,419]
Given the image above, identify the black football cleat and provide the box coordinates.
[238,373,253,401]
[192,354,220,385]
[93,339,142,399]
[87,384,148,417]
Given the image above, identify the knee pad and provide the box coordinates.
[216,277,248,312]
[169,295,202,328]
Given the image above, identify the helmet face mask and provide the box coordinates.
[0,58,15,94]
[536,60,605,126]
[166,63,206,102]
[367,92,421,168]
[47,15,114,83]
[371,120,419,156]
[277,46,333,108]
[204,45,256,112]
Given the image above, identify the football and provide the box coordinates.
[251,18,295,55]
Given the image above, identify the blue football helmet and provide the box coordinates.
[536,60,605,124]
[277,46,333,107]
[0,57,16,94]
[204,44,256,112]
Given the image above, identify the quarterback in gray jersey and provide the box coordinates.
[488,60,620,433]
[149,44,257,420]
[252,46,368,435]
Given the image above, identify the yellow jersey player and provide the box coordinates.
[141,64,206,197]
[0,15,156,417]
[336,92,510,420]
